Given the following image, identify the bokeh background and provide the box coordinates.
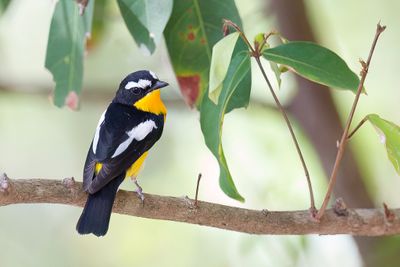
[1,0,400,266]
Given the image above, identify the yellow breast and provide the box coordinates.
[134,89,167,115]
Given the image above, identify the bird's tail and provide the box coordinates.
[76,174,124,237]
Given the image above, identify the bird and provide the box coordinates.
[76,70,169,237]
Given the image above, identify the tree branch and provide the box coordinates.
[316,23,386,219]
[1,176,400,236]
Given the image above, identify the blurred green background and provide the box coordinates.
[1,0,400,266]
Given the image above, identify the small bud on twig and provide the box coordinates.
[0,173,10,193]
[334,197,348,216]
[377,22,386,34]
[222,23,230,37]
[182,195,196,210]
[384,202,395,223]
[62,177,76,189]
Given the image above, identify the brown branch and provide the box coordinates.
[316,23,386,219]
[1,177,400,236]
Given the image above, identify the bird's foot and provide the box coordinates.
[132,178,145,205]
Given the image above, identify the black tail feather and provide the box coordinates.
[76,174,124,237]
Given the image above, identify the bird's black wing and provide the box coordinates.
[83,103,164,194]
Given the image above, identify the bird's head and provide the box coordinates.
[113,70,169,111]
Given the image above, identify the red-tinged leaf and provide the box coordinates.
[164,0,242,108]
[177,75,201,108]
[45,0,94,107]
[65,91,79,110]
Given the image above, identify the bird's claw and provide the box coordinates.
[134,187,145,205]
[133,179,145,205]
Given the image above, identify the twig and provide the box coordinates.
[194,173,202,207]
[254,57,315,211]
[223,20,315,211]
[316,23,386,220]
[257,30,278,53]
[347,117,368,140]
[2,178,400,236]
[223,20,256,54]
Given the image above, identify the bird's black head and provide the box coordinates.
[113,70,169,106]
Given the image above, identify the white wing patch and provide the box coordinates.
[149,70,158,80]
[92,110,106,154]
[111,120,158,158]
[125,79,152,90]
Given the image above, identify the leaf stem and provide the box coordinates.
[254,56,315,211]
[224,20,315,211]
[316,23,386,220]
[258,31,278,52]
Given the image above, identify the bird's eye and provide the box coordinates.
[132,88,141,95]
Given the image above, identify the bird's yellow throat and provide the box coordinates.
[134,89,167,115]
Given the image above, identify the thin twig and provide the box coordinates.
[258,30,279,52]
[195,173,202,207]
[316,23,386,220]
[2,178,400,236]
[254,57,315,211]
[223,20,315,211]
[347,117,368,140]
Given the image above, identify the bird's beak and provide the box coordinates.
[150,80,169,91]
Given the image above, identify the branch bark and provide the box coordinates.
[1,177,400,236]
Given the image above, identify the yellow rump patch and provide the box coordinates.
[126,151,149,178]
[95,163,103,175]
[94,151,149,179]
[134,89,167,115]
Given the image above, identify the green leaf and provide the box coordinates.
[208,32,240,103]
[200,47,251,202]
[45,0,94,107]
[87,0,108,49]
[0,0,11,14]
[164,0,242,107]
[269,61,282,88]
[367,114,400,175]
[263,41,360,93]
[117,0,173,54]
[254,33,264,48]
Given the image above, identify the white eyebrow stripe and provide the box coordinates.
[92,110,106,154]
[149,70,158,80]
[125,79,152,90]
[111,120,158,158]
